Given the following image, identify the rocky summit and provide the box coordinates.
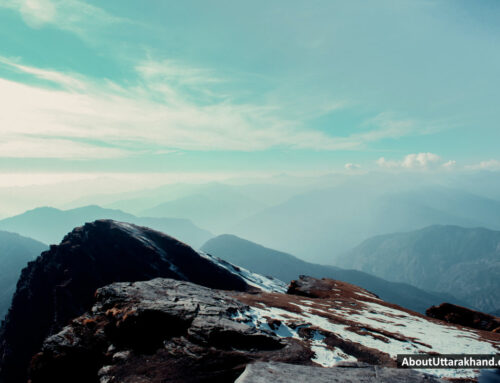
[0,220,499,383]
[0,220,270,383]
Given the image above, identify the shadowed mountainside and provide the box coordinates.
[0,231,47,320]
[336,225,500,313]
[201,234,466,314]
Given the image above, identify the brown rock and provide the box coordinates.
[426,303,500,332]
[28,279,313,383]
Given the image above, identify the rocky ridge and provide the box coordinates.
[0,220,275,383]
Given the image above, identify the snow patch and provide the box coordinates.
[232,300,499,379]
[231,306,359,368]
[197,251,287,293]
[311,331,357,367]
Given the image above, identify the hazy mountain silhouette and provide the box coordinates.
[336,225,500,313]
[140,184,267,233]
[0,231,47,320]
[230,185,500,263]
[0,205,212,248]
[201,234,465,313]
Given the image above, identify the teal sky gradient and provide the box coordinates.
[1,0,500,176]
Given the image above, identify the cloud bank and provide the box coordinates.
[377,153,456,170]
[0,56,435,159]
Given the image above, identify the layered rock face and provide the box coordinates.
[426,303,500,333]
[0,220,252,383]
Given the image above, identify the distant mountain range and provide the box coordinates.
[139,185,267,234]
[0,231,47,320]
[201,234,465,314]
[0,205,212,248]
[229,185,500,263]
[69,181,312,235]
[336,225,500,314]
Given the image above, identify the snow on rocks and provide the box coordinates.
[198,250,287,293]
[232,276,500,380]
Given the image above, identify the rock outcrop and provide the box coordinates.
[426,303,500,333]
[0,220,253,383]
[28,276,500,382]
[287,275,379,300]
[235,361,444,383]
[29,279,312,383]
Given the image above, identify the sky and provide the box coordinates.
[1,0,500,189]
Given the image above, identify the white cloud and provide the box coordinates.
[442,160,457,169]
[466,159,500,171]
[376,157,400,169]
[344,163,361,170]
[0,55,447,159]
[19,0,56,27]
[0,58,359,158]
[0,138,125,159]
[136,59,220,86]
[0,0,123,38]
[0,57,87,90]
[1,56,436,159]
[377,153,455,171]
[358,113,448,144]
[401,152,441,168]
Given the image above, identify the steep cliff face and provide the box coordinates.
[29,277,499,382]
[0,220,254,383]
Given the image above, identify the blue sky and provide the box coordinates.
[1,0,500,180]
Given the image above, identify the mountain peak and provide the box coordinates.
[0,220,255,383]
